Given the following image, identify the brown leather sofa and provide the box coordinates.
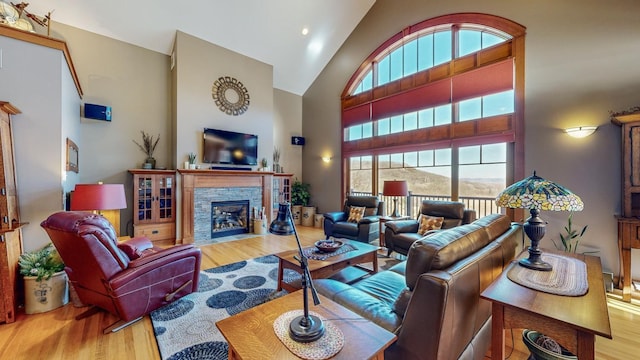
[385,199,476,256]
[41,211,201,333]
[314,213,521,360]
[323,195,384,243]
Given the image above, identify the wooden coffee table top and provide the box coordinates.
[216,290,396,359]
[275,239,379,271]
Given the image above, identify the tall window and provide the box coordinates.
[341,14,526,217]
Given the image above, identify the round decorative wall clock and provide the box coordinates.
[211,76,250,116]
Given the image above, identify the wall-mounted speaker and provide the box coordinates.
[84,103,112,121]
[291,136,305,146]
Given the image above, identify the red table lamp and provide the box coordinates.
[71,183,127,236]
[383,180,408,217]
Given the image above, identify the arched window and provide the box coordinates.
[341,13,526,217]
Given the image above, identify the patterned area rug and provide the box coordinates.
[151,252,401,360]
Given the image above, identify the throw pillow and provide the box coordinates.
[347,206,366,223]
[417,214,444,236]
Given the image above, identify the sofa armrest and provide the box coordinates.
[463,209,477,224]
[117,236,154,260]
[386,219,419,234]
[358,215,380,225]
[324,211,347,223]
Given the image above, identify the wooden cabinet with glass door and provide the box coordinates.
[272,173,292,218]
[129,169,176,245]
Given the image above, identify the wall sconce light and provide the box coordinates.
[322,156,332,163]
[564,126,598,138]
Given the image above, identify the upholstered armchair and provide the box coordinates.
[384,199,476,256]
[40,211,201,333]
[323,195,384,243]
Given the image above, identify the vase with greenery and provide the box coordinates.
[261,157,268,170]
[133,131,160,169]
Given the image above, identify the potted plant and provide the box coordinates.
[291,179,313,225]
[260,157,269,171]
[133,131,160,169]
[18,243,69,314]
[188,152,197,169]
[552,213,597,254]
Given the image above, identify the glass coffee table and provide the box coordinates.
[275,239,379,292]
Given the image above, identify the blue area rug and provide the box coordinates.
[151,255,293,360]
[151,253,400,359]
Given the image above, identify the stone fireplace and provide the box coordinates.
[210,200,250,238]
[179,170,274,245]
[193,186,261,243]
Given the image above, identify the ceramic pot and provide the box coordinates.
[291,205,302,225]
[24,271,69,314]
[301,206,316,226]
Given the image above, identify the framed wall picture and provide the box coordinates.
[66,138,78,173]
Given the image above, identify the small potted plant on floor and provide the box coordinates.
[18,243,69,314]
[291,179,313,225]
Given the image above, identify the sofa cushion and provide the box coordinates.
[417,214,444,235]
[347,206,366,223]
[315,269,406,333]
[405,223,492,289]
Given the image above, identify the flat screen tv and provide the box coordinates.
[203,128,258,166]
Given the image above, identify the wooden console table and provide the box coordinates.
[480,250,612,360]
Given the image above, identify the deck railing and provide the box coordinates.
[349,191,500,219]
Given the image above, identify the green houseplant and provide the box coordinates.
[19,243,69,314]
[551,213,595,254]
[291,179,315,226]
[18,243,65,281]
[291,179,310,206]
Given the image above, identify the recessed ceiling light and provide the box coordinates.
[301,27,309,36]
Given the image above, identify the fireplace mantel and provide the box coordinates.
[179,170,273,244]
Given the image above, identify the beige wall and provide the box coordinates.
[303,0,640,277]
[273,89,303,180]
[51,22,171,241]
[172,31,275,238]
[25,25,303,245]
[0,31,81,252]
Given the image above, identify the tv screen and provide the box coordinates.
[203,128,258,166]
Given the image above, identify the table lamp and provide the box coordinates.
[70,183,127,236]
[383,180,408,217]
[269,203,325,342]
[495,171,583,271]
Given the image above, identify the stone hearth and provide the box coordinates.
[179,170,273,244]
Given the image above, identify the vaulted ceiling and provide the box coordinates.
[24,0,376,95]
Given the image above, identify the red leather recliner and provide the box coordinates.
[40,211,201,333]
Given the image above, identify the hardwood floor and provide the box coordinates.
[0,226,638,359]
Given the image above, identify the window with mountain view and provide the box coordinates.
[341,14,526,218]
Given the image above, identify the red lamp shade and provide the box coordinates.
[383,180,408,197]
[71,184,127,211]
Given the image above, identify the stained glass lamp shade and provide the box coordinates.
[495,171,583,271]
